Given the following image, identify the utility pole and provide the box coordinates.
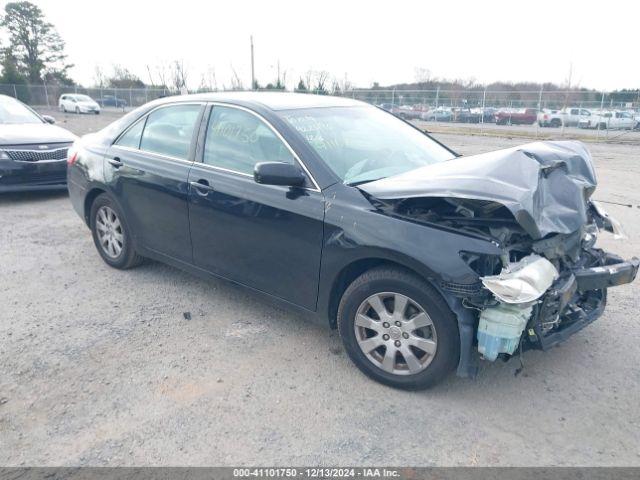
[250,35,255,90]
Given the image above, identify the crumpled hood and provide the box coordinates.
[360,141,597,239]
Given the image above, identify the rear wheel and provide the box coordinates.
[337,267,459,390]
[550,118,562,128]
[90,194,143,269]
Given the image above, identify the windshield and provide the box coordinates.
[280,106,455,185]
[0,96,43,124]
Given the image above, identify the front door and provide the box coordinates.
[105,103,204,262]
[187,105,325,310]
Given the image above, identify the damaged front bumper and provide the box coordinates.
[526,255,638,351]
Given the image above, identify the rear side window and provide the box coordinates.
[116,118,145,149]
[139,104,201,160]
[203,106,295,175]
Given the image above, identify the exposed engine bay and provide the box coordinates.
[360,141,638,371]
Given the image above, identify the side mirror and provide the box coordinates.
[254,162,306,187]
[42,115,55,124]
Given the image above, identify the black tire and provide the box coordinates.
[550,119,562,128]
[90,193,143,269]
[337,266,460,390]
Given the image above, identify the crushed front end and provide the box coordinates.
[466,204,638,361]
[360,141,638,376]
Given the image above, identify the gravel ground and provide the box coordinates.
[1,109,639,466]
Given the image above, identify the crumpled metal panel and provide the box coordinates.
[360,141,597,239]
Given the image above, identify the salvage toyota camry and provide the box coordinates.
[67,92,638,389]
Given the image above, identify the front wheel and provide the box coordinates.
[337,267,460,390]
[90,194,143,269]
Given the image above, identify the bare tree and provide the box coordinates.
[170,59,188,92]
[93,66,106,88]
[229,64,244,90]
[414,67,432,85]
[314,71,329,94]
[145,65,157,87]
[339,73,352,93]
[199,65,217,92]
[304,70,314,93]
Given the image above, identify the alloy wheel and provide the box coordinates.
[354,292,437,375]
[95,206,124,258]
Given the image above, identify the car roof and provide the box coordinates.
[151,91,366,111]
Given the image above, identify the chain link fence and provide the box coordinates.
[0,84,172,109]
[340,88,639,111]
[2,83,638,112]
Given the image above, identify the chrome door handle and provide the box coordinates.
[108,157,123,168]
[190,180,215,195]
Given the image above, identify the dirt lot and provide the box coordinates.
[1,109,639,466]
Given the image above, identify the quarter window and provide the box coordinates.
[116,117,145,149]
[139,104,201,160]
[203,106,295,175]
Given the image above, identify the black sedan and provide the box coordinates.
[67,92,637,389]
[0,95,76,192]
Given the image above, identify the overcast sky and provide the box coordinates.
[11,0,640,90]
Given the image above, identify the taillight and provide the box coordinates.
[67,150,78,166]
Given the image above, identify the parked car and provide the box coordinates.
[470,107,497,123]
[59,94,101,114]
[537,108,560,127]
[495,108,537,125]
[67,92,637,389]
[578,110,636,130]
[538,107,591,127]
[451,108,481,123]
[392,105,422,120]
[96,95,127,108]
[422,107,453,122]
[0,95,76,192]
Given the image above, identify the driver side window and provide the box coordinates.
[203,106,295,175]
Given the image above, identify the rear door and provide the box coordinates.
[187,104,325,310]
[105,102,205,262]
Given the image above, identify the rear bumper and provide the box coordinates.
[0,158,67,192]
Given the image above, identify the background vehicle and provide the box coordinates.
[0,95,76,192]
[451,107,480,123]
[422,107,453,121]
[59,94,101,114]
[96,95,127,108]
[537,108,560,127]
[67,92,637,390]
[538,107,591,127]
[579,110,636,130]
[391,105,422,120]
[495,108,537,125]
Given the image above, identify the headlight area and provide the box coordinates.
[478,255,558,361]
